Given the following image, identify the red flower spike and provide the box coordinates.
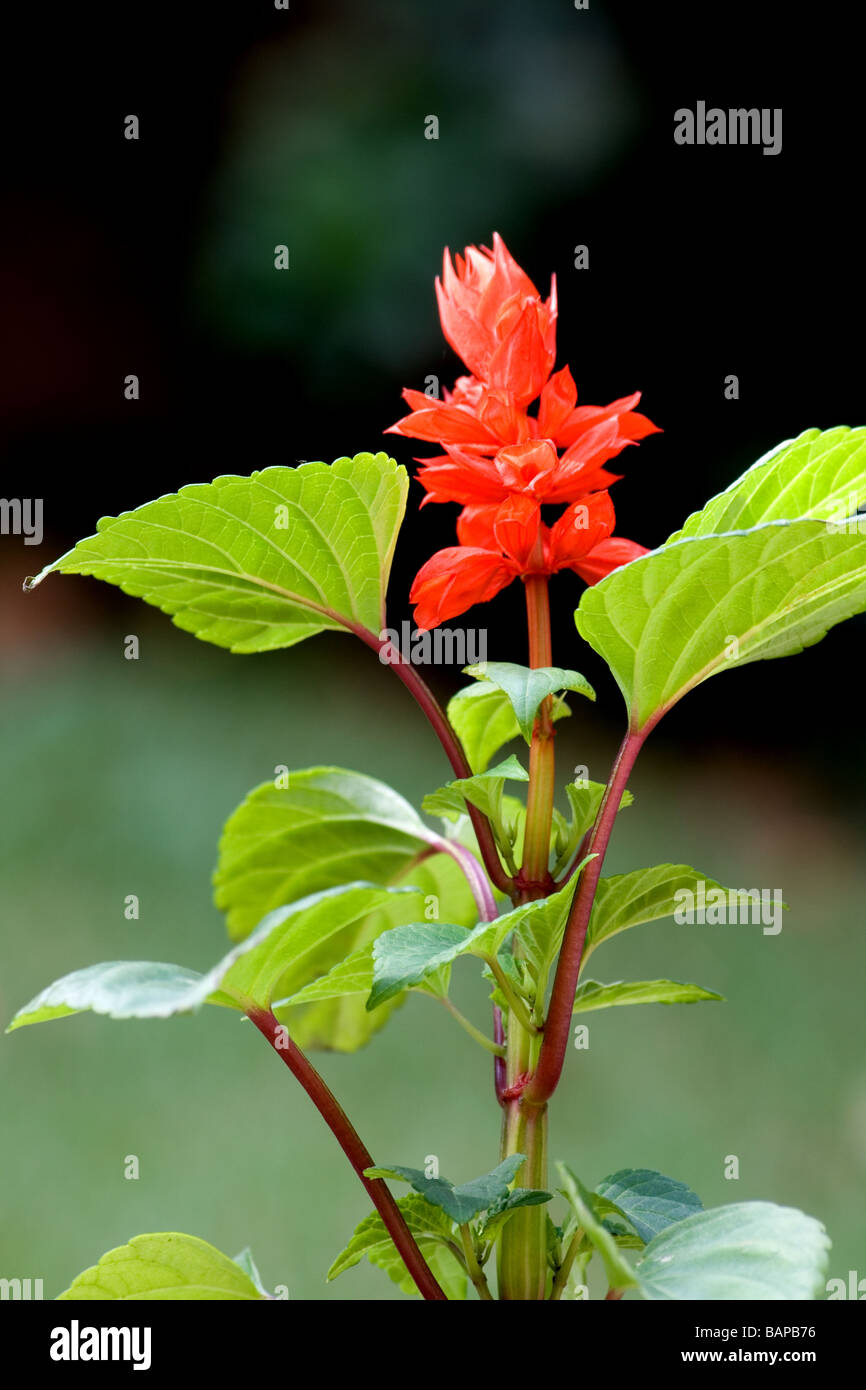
[390,234,656,629]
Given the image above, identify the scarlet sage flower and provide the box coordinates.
[410,492,649,631]
[387,233,657,631]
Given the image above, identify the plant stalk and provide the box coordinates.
[524,725,648,1106]
[247,1006,447,1301]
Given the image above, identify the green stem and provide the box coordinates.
[484,956,539,1036]
[496,573,555,1299]
[438,996,506,1057]
[459,1224,495,1300]
[549,1227,584,1300]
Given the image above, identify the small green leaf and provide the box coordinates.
[550,782,632,878]
[369,866,594,1009]
[478,1189,554,1247]
[421,755,529,825]
[572,979,724,1014]
[586,864,731,962]
[27,454,408,652]
[364,1156,526,1225]
[231,1247,273,1298]
[595,1169,703,1244]
[636,1202,831,1300]
[272,854,476,1052]
[463,661,595,742]
[368,922,474,1010]
[556,1164,639,1292]
[57,1233,266,1300]
[327,1193,458,1283]
[8,883,408,1030]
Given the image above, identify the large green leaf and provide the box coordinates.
[7,883,407,1030]
[595,1169,703,1244]
[215,767,437,940]
[26,454,408,652]
[669,425,866,541]
[586,864,730,963]
[463,662,595,742]
[57,1234,266,1300]
[636,1202,831,1300]
[577,519,866,732]
[364,1156,526,1225]
[572,978,723,1013]
[214,769,477,1049]
[327,1194,466,1299]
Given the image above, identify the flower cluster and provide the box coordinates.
[387,234,659,631]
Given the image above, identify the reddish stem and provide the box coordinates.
[354,626,514,896]
[247,1006,447,1300]
[524,726,648,1106]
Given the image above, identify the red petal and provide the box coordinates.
[571,537,650,585]
[410,546,518,630]
[492,495,542,569]
[537,365,577,437]
[547,492,616,569]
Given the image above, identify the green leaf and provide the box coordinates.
[213,767,478,1050]
[636,1201,831,1300]
[577,519,866,732]
[572,978,724,1014]
[364,1156,526,1225]
[368,867,593,1009]
[669,425,866,541]
[8,883,408,1030]
[478,1189,554,1247]
[463,661,595,742]
[26,454,408,652]
[550,782,632,879]
[586,864,731,963]
[231,1247,273,1299]
[421,755,529,825]
[368,1236,467,1300]
[273,854,475,1051]
[595,1169,703,1244]
[215,767,437,941]
[556,1164,639,1291]
[327,1193,458,1287]
[57,1233,266,1300]
[448,681,573,775]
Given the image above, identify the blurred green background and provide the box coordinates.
[2,602,865,1298]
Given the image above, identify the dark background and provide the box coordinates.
[2,1,864,1299]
